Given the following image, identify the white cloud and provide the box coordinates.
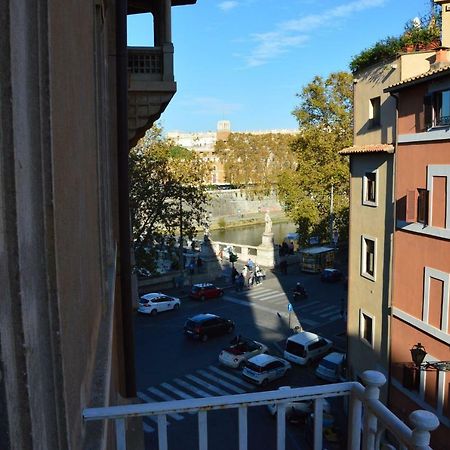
[243,0,386,67]
[218,1,239,12]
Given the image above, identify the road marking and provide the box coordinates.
[254,292,286,302]
[316,305,337,314]
[198,369,246,393]
[146,388,184,420]
[185,374,230,396]
[174,378,212,398]
[207,366,254,389]
[319,308,340,318]
[223,294,319,326]
[160,382,196,415]
[271,298,289,305]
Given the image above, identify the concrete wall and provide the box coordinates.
[207,190,283,220]
[347,153,394,400]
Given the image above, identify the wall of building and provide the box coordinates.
[347,153,394,398]
[0,1,123,449]
[353,61,399,145]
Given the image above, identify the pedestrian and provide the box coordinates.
[254,264,263,284]
[231,266,238,284]
[188,259,195,274]
[247,258,255,271]
[237,273,245,292]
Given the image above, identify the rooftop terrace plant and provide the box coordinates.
[350,10,442,73]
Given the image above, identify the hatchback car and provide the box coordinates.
[284,332,333,366]
[189,283,224,301]
[242,354,291,386]
[219,336,268,369]
[184,313,235,342]
[315,352,346,382]
[138,293,180,316]
[267,386,331,418]
[320,268,343,283]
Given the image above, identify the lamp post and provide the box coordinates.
[410,342,450,371]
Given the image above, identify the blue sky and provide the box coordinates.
[128,0,433,133]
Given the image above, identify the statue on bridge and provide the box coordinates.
[264,211,272,234]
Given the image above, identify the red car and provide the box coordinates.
[189,283,224,301]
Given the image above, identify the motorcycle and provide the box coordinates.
[293,287,308,300]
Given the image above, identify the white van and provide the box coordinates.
[315,352,346,382]
[284,332,332,365]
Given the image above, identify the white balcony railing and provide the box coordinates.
[83,371,440,450]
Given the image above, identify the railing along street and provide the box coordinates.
[83,370,440,450]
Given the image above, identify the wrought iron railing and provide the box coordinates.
[83,371,439,450]
[435,115,450,127]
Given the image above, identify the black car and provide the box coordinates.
[184,313,235,342]
[320,268,343,283]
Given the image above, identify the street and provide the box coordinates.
[134,266,348,449]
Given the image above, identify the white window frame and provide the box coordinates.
[369,96,381,128]
[359,309,375,348]
[361,235,376,281]
[362,170,378,206]
[427,165,450,230]
[423,267,450,333]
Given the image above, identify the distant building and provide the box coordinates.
[168,121,298,185]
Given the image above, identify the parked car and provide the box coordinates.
[190,283,224,301]
[315,352,346,382]
[219,336,268,369]
[184,313,235,342]
[284,332,333,366]
[267,386,331,419]
[320,268,343,283]
[242,354,291,386]
[138,293,180,316]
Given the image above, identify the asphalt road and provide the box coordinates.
[134,265,348,449]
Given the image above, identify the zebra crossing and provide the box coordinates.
[224,284,343,327]
[137,364,255,433]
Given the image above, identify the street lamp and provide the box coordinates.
[410,342,450,371]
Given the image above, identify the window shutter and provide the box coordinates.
[424,94,433,130]
[406,189,416,222]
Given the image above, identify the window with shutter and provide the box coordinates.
[417,188,429,225]
[424,94,433,130]
[406,189,417,222]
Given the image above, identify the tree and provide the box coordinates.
[129,126,211,271]
[215,132,297,196]
[277,72,352,246]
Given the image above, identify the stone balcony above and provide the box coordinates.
[127,45,176,147]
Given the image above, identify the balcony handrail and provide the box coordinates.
[83,381,354,420]
[83,371,440,450]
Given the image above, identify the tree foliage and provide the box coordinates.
[129,126,211,271]
[215,132,297,196]
[277,72,352,246]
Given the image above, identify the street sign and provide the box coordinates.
[288,303,293,312]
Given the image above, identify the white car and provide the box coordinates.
[267,386,331,418]
[315,352,346,382]
[242,354,291,386]
[219,337,268,369]
[284,332,333,366]
[138,293,180,316]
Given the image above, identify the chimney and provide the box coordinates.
[430,46,450,69]
[435,0,450,47]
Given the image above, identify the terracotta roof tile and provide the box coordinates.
[339,144,394,155]
[385,65,450,92]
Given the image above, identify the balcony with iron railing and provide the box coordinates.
[83,370,440,450]
[127,45,176,147]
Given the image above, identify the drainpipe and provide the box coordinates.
[386,91,399,409]
[116,0,136,398]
